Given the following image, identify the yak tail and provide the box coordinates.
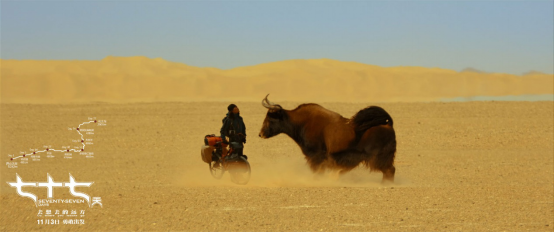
[351,106,393,139]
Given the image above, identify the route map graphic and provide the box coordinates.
[6,118,107,169]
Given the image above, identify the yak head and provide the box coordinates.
[259,94,288,139]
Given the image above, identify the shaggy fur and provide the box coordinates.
[259,103,397,182]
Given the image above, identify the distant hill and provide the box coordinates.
[1,56,553,103]
[460,67,488,74]
[522,70,547,76]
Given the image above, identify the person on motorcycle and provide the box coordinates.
[220,104,246,158]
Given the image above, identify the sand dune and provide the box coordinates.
[1,56,552,103]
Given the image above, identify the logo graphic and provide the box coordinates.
[91,197,103,208]
[38,174,63,198]
[7,173,98,207]
[7,174,37,204]
[6,118,107,169]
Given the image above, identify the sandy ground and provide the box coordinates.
[0,101,552,231]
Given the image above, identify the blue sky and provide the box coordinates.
[1,0,553,75]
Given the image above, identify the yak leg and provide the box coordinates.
[378,143,396,183]
[382,165,395,183]
[305,152,328,175]
[363,147,396,183]
[359,124,397,184]
[332,149,365,175]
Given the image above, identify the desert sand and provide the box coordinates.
[1,56,553,103]
[0,101,552,231]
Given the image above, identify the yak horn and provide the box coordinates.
[262,94,281,110]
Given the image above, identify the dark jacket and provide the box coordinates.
[220,112,246,142]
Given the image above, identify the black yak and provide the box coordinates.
[258,95,397,182]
